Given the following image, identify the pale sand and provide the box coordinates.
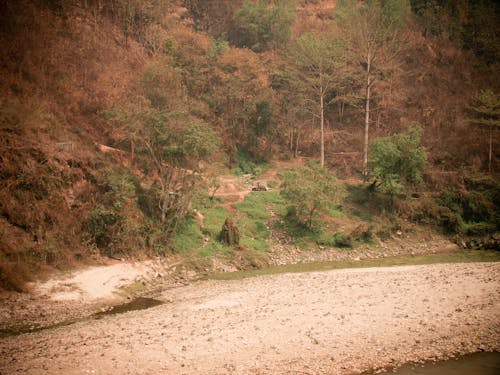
[1,262,498,374]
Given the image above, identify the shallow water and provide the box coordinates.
[93,297,163,318]
[379,352,500,375]
[0,297,164,338]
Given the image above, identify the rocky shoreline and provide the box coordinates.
[0,234,490,340]
[268,235,460,266]
[1,262,499,374]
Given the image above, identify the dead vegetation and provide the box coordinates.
[0,0,498,290]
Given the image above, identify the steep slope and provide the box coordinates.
[0,1,173,288]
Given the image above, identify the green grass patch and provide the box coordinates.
[234,191,286,219]
[197,240,233,257]
[240,237,268,251]
[206,249,500,281]
[172,216,203,254]
[237,219,269,250]
[200,205,229,237]
[231,191,287,252]
[234,195,270,220]
[327,205,344,217]
[349,208,374,222]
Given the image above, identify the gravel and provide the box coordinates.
[1,262,499,374]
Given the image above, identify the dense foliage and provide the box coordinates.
[369,126,427,196]
[229,0,296,52]
[281,162,341,229]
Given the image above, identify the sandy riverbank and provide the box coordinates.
[0,262,499,374]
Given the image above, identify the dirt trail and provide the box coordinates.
[212,158,304,212]
[1,262,498,375]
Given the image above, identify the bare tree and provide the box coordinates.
[334,0,412,176]
[290,31,347,167]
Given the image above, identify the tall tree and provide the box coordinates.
[290,32,347,167]
[109,106,219,227]
[271,67,309,159]
[468,90,500,173]
[334,0,412,176]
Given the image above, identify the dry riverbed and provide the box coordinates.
[1,262,499,374]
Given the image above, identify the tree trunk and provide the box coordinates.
[294,128,300,158]
[489,125,493,174]
[320,88,325,168]
[362,59,371,177]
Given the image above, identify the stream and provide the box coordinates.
[380,352,500,375]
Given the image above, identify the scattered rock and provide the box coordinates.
[252,182,268,191]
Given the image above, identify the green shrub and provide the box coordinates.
[463,222,496,236]
[437,207,465,234]
[83,206,119,250]
[351,225,374,243]
[229,0,296,52]
[462,191,494,223]
[345,182,391,218]
[280,161,341,229]
[369,125,427,196]
[438,190,463,214]
[376,228,392,240]
[316,233,337,247]
[415,182,498,236]
[232,150,263,176]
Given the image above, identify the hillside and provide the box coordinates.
[0,0,499,290]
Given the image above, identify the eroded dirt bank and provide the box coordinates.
[1,262,499,374]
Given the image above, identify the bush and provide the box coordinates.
[315,233,337,247]
[415,181,498,236]
[463,222,496,236]
[351,225,374,243]
[231,150,263,176]
[280,161,341,229]
[369,126,427,196]
[0,259,31,292]
[83,207,119,250]
[229,0,296,52]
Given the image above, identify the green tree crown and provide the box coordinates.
[230,0,296,52]
[280,161,341,228]
[369,125,427,195]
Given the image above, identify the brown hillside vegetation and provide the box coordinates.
[0,0,168,288]
[0,0,499,290]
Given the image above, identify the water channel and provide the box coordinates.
[379,352,500,375]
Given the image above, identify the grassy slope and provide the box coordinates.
[172,162,498,279]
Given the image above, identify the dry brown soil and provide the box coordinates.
[1,262,499,375]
